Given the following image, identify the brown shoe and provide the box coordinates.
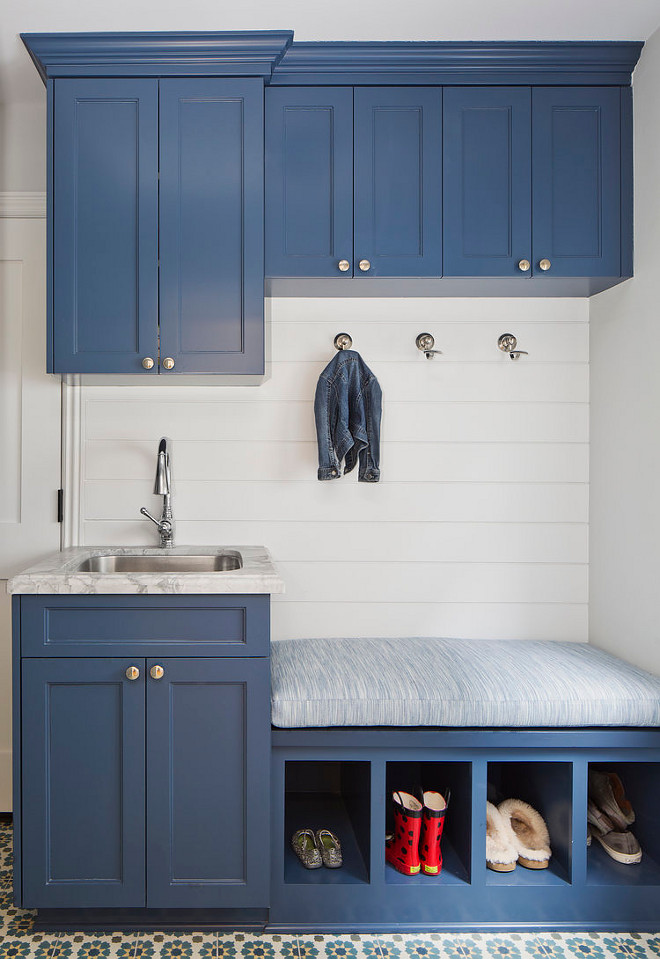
[588,770,635,831]
[593,827,642,865]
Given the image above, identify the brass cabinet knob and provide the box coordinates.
[162,357,175,370]
[142,357,155,370]
[150,665,164,680]
[518,259,531,272]
[358,259,371,272]
[337,259,350,272]
[539,258,552,271]
[125,666,140,681]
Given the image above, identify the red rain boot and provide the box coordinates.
[419,789,449,876]
[386,791,423,876]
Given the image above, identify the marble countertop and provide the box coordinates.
[7,546,285,595]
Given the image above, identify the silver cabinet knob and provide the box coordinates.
[150,665,164,680]
[125,666,140,681]
[358,259,371,272]
[539,258,551,271]
[518,259,531,272]
[162,357,175,370]
[338,259,350,272]
[142,357,155,370]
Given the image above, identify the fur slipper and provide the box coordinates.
[486,801,518,872]
[498,798,552,870]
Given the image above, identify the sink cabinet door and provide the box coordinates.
[146,657,271,907]
[52,79,159,374]
[443,87,532,277]
[265,87,354,278]
[532,87,621,278]
[21,658,146,907]
[159,79,265,373]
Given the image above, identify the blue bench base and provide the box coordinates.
[270,727,660,932]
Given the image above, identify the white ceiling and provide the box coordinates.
[3,0,660,105]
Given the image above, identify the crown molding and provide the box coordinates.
[21,31,294,82]
[271,40,644,85]
[0,192,47,218]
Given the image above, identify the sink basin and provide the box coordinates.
[76,552,243,574]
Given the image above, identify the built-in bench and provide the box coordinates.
[269,639,660,932]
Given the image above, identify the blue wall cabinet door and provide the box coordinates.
[21,659,146,907]
[354,88,443,278]
[159,79,265,374]
[443,88,532,277]
[146,658,271,907]
[266,87,354,277]
[52,79,159,374]
[532,87,621,277]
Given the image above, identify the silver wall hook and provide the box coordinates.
[498,333,529,361]
[334,333,353,351]
[416,333,443,359]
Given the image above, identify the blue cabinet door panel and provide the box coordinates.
[146,658,271,907]
[443,88,531,277]
[532,87,621,277]
[52,79,158,373]
[21,658,145,907]
[354,88,442,277]
[266,87,353,277]
[159,79,264,373]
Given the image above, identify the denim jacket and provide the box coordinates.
[314,349,382,482]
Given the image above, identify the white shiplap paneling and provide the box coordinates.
[77,296,589,641]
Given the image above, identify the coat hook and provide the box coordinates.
[498,333,529,361]
[416,333,443,359]
[334,333,353,351]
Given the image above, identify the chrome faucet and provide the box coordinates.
[140,438,174,548]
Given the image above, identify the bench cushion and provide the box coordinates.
[270,638,660,728]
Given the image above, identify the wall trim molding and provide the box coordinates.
[0,193,46,219]
[61,379,82,549]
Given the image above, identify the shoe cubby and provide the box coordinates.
[384,761,470,885]
[586,762,660,887]
[486,761,572,886]
[283,760,370,885]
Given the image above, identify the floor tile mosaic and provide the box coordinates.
[1,821,658,958]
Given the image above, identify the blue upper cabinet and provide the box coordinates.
[443,88,532,278]
[532,87,621,278]
[266,86,442,278]
[53,79,159,373]
[159,79,265,374]
[265,87,353,278]
[354,88,443,278]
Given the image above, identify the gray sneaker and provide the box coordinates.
[315,828,343,868]
[291,828,322,869]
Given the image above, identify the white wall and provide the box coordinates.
[589,26,660,674]
[76,295,589,642]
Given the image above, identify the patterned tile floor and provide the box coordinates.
[1,821,659,959]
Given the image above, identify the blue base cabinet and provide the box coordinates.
[14,596,271,912]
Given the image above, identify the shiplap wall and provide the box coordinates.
[77,295,589,642]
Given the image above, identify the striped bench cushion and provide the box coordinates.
[270,638,660,728]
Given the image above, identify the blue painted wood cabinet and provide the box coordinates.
[52,77,264,374]
[15,595,271,911]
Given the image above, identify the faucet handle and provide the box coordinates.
[140,507,161,528]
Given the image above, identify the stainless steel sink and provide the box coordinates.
[76,552,243,573]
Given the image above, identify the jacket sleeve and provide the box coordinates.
[314,373,342,480]
[358,375,382,482]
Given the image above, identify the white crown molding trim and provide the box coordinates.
[61,378,82,548]
[0,192,47,218]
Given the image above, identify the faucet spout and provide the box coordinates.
[141,437,174,548]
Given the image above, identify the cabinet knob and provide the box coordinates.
[358,259,371,272]
[142,357,155,370]
[162,357,175,370]
[337,259,350,272]
[125,666,140,681]
[150,665,164,680]
[539,258,552,272]
[518,259,531,272]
